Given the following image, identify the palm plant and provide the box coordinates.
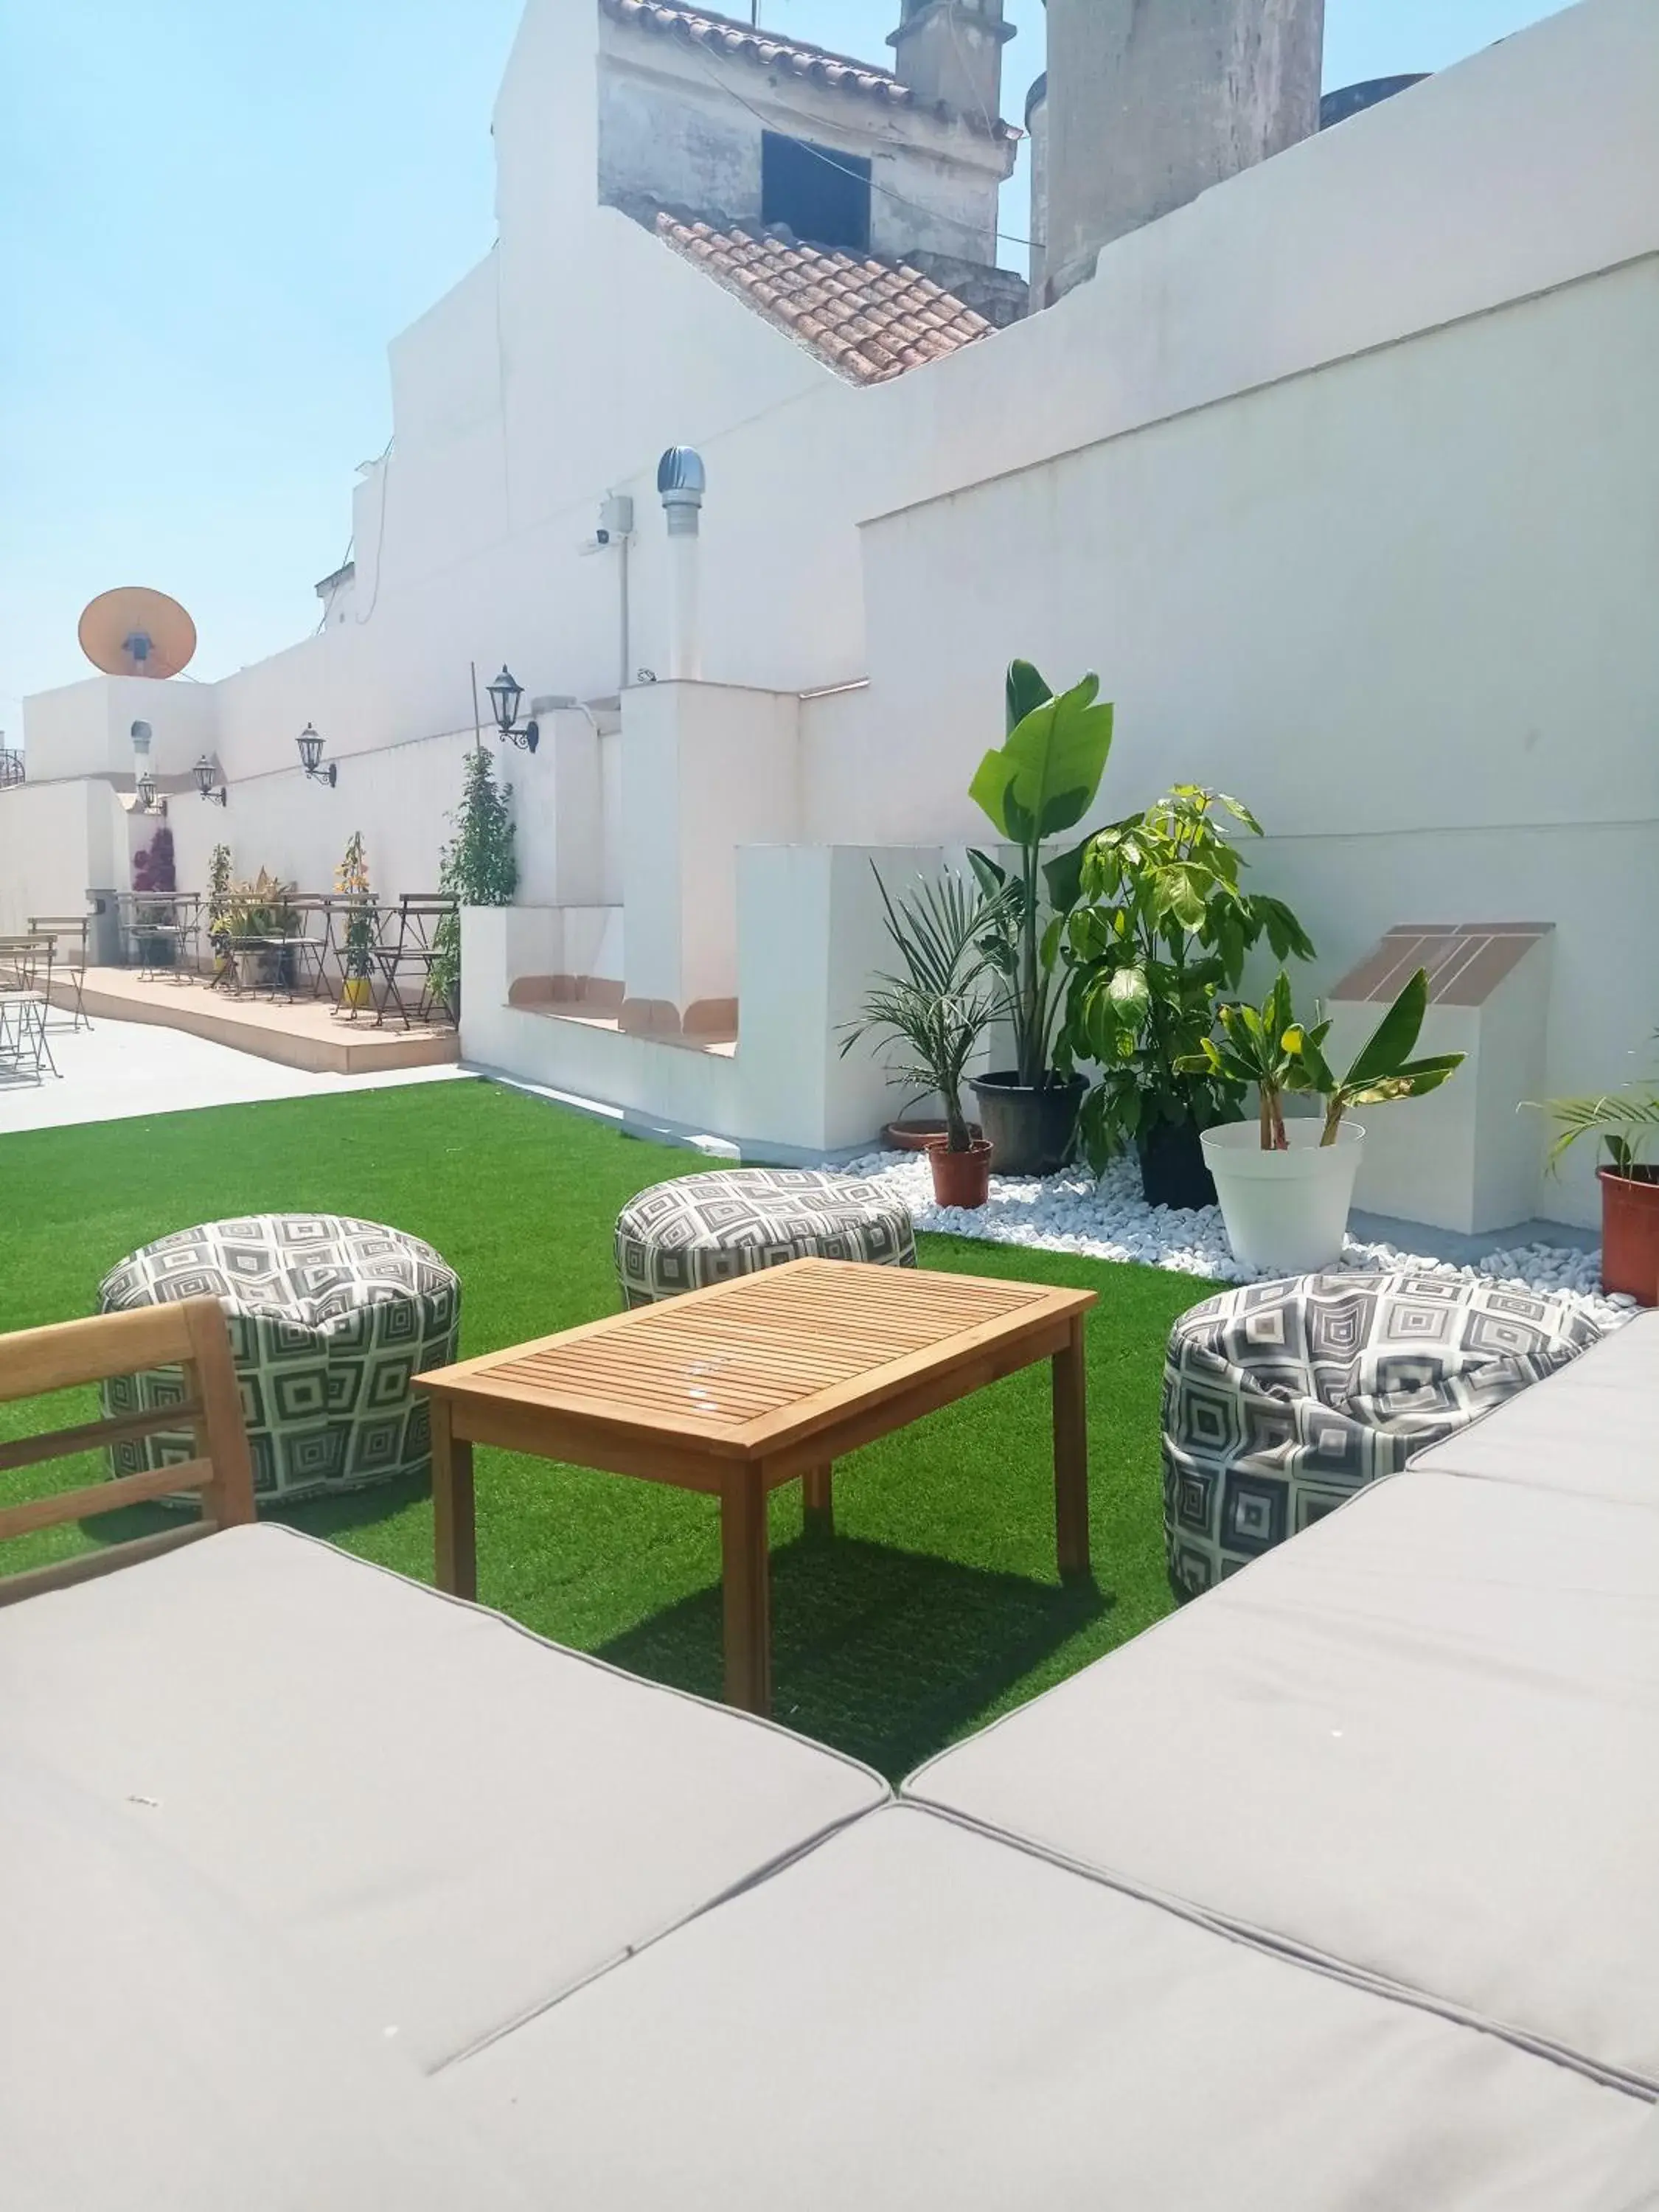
[1534,1053,1659,1180]
[841,867,1013,1154]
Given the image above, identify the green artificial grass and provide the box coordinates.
[0,1080,1222,1777]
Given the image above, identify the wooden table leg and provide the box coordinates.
[431,1399,476,1601]
[720,1467,772,1716]
[1052,1316,1091,1581]
[802,1461,834,1540]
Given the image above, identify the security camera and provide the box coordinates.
[595,527,611,547]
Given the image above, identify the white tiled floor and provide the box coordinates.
[0,1015,473,1138]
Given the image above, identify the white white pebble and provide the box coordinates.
[838,1149,1628,1336]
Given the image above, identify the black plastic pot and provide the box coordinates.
[969,1073,1086,1178]
[1136,1119,1218,1212]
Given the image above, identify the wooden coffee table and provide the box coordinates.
[414,1259,1096,1717]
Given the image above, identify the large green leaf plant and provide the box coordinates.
[1057,785,1315,1172]
[968,661,1116,1089]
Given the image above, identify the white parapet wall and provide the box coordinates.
[0,779,129,936]
[621,681,802,1023]
[461,849,988,1161]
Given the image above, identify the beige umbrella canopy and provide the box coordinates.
[77,587,197,679]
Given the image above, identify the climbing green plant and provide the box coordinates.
[431,746,518,1013]
[206,841,234,961]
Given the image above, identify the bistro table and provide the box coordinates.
[414,1259,1096,1717]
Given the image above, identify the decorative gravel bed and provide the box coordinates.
[844,1151,1637,1336]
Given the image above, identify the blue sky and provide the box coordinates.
[0,0,1569,728]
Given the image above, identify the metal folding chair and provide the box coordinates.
[27,914,91,1032]
[119,891,195,983]
[275,900,330,1004]
[369,897,456,1029]
[0,934,60,1082]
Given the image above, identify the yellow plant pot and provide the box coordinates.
[341,975,372,1009]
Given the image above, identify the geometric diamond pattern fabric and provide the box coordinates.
[98,1215,461,1507]
[1161,1271,1604,1598]
[615,1170,916,1309]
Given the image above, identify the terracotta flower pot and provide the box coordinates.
[1599,1167,1659,1305]
[927,1137,993,1211]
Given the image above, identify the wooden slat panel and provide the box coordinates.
[0,1521,216,1609]
[0,1399,205,1475]
[182,1296,257,1529]
[416,1258,1053,1391]
[479,1267,1060,1426]
[0,1303,201,1399]
[0,1458,213,1541]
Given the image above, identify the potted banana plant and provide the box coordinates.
[967,661,1116,1175]
[1187,968,1464,1274]
[843,866,1013,1210]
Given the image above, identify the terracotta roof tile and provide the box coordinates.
[651,211,997,385]
[601,0,1015,139]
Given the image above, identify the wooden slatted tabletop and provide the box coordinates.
[415,1259,1096,1717]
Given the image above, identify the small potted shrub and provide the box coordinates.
[1057,785,1315,1207]
[1534,1051,1659,1303]
[967,661,1116,1175]
[842,867,1012,1210]
[335,830,375,1009]
[1187,968,1464,1274]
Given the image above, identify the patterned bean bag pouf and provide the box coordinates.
[99,1216,461,1509]
[616,1168,917,1308]
[1162,1271,1603,1598]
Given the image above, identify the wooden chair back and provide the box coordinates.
[0,1298,256,1608]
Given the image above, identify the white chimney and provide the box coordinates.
[888,0,1015,128]
[658,447,706,683]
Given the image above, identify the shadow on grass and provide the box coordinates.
[81,1470,430,1553]
[599,1534,1111,1781]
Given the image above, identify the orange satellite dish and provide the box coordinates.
[78,587,198,679]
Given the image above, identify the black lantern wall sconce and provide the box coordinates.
[192,755,228,807]
[298,723,338,787]
[486,667,540,754]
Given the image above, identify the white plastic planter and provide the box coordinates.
[1201,1119,1367,1276]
